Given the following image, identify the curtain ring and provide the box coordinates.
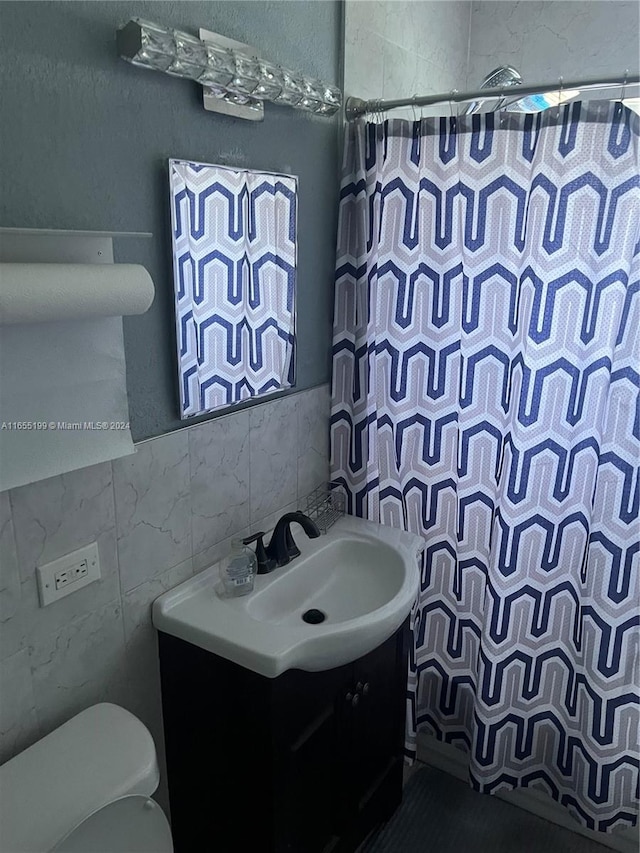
[450,90,458,126]
[556,75,563,118]
[621,69,629,103]
[412,94,418,123]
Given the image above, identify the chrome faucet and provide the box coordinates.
[243,511,320,574]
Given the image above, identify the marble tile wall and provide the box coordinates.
[345,1,638,121]
[0,384,330,809]
[344,1,472,117]
[467,1,640,92]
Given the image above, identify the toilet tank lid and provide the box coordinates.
[0,703,160,853]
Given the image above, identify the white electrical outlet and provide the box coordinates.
[36,542,101,606]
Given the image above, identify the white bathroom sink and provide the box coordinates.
[152,516,424,678]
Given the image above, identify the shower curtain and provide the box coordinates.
[331,102,639,834]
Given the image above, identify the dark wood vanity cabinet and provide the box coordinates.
[159,618,410,853]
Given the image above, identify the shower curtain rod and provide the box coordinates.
[344,73,640,120]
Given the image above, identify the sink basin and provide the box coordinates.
[152,515,424,678]
[247,537,405,626]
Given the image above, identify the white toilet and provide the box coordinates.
[0,703,173,853]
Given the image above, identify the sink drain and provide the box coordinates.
[302,609,326,624]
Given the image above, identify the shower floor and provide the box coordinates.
[363,764,613,853]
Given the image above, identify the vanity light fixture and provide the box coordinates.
[116,18,342,121]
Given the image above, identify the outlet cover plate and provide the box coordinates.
[36,542,101,606]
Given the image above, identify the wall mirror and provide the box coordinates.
[169,159,297,418]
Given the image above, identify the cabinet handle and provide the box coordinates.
[351,693,360,707]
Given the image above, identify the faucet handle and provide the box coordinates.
[243,532,277,575]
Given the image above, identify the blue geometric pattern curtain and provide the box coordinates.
[170,160,296,417]
[331,102,639,834]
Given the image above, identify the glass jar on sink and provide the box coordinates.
[219,539,257,597]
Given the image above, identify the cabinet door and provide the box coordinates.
[159,633,277,853]
[349,623,408,816]
[272,663,354,853]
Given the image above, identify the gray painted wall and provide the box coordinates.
[0,1,342,440]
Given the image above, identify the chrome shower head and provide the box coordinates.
[465,66,523,115]
[480,66,523,89]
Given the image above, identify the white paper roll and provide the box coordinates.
[0,263,155,324]
[0,317,136,491]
